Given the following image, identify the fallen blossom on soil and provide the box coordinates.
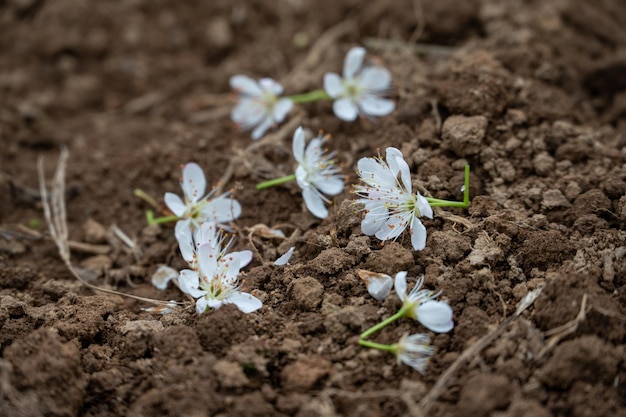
[293,126,345,218]
[178,243,262,314]
[357,269,393,301]
[394,333,436,374]
[274,246,295,266]
[165,162,242,231]
[175,221,231,270]
[354,147,433,250]
[230,75,293,140]
[323,46,395,121]
[394,272,454,333]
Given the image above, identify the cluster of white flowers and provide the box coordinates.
[143,45,470,377]
[358,269,453,373]
[230,47,394,140]
[156,163,262,314]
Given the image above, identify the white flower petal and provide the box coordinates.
[230,75,262,97]
[358,67,392,91]
[333,98,359,121]
[226,249,253,269]
[227,291,263,313]
[151,265,179,290]
[178,269,206,298]
[164,193,186,217]
[231,99,267,128]
[359,95,395,117]
[394,271,408,301]
[416,301,454,333]
[315,177,344,196]
[410,217,427,251]
[361,206,387,235]
[364,273,393,301]
[292,126,306,163]
[323,72,344,98]
[196,243,218,279]
[175,221,195,263]
[202,197,242,223]
[343,47,366,79]
[395,156,412,193]
[258,77,283,96]
[195,297,210,313]
[273,98,293,122]
[416,193,433,219]
[375,215,407,241]
[274,246,295,266]
[194,222,218,248]
[207,298,224,310]
[251,116,274,140]
[302,187,329,219]
[181,163,206,204]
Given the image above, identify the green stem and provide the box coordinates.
[287,89,333,104]
[146,210,179,225]
[359,339,396,352]
[360,306,410,341]
[425,165,470,209]
[134,188,159,208]
[256,174,297,190]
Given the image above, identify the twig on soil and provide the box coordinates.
[37,148,181,307]
[109,224,142,261]
[417,287,544,416]
[537,293,588,359]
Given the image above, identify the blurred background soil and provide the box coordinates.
[1,0,625,416]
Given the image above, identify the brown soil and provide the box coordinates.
[1,0,625,416]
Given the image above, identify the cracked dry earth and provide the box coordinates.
[1,0,625,416]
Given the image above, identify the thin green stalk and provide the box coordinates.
[134,188,159,208]
[359,339,396,352]
[287,89,333,104]
[146,210,179,225]
[425,165,470,209]
[256,174,296,190]
[360,306,410,341]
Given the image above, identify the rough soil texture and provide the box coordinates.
[1,0,625,416]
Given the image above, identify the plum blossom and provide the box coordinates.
[293,127,345,218]
[323,46,395,121]
[178,243,262,314]
[165,162,241,231]
[394,272,454,333]
[230,75,293,140]
[354,147,433,251]
[393,333,436,374]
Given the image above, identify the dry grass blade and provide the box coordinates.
[537,293,588,359]
[37,148,180,307]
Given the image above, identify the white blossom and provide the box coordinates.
[394,272,454,333]
[178,243,262,314]
[164,162,241,231]
[354,147,433,251]
[394,333,436,374]
[293,127,345,218]
[323,46,395,121]
[230,75,293,140]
